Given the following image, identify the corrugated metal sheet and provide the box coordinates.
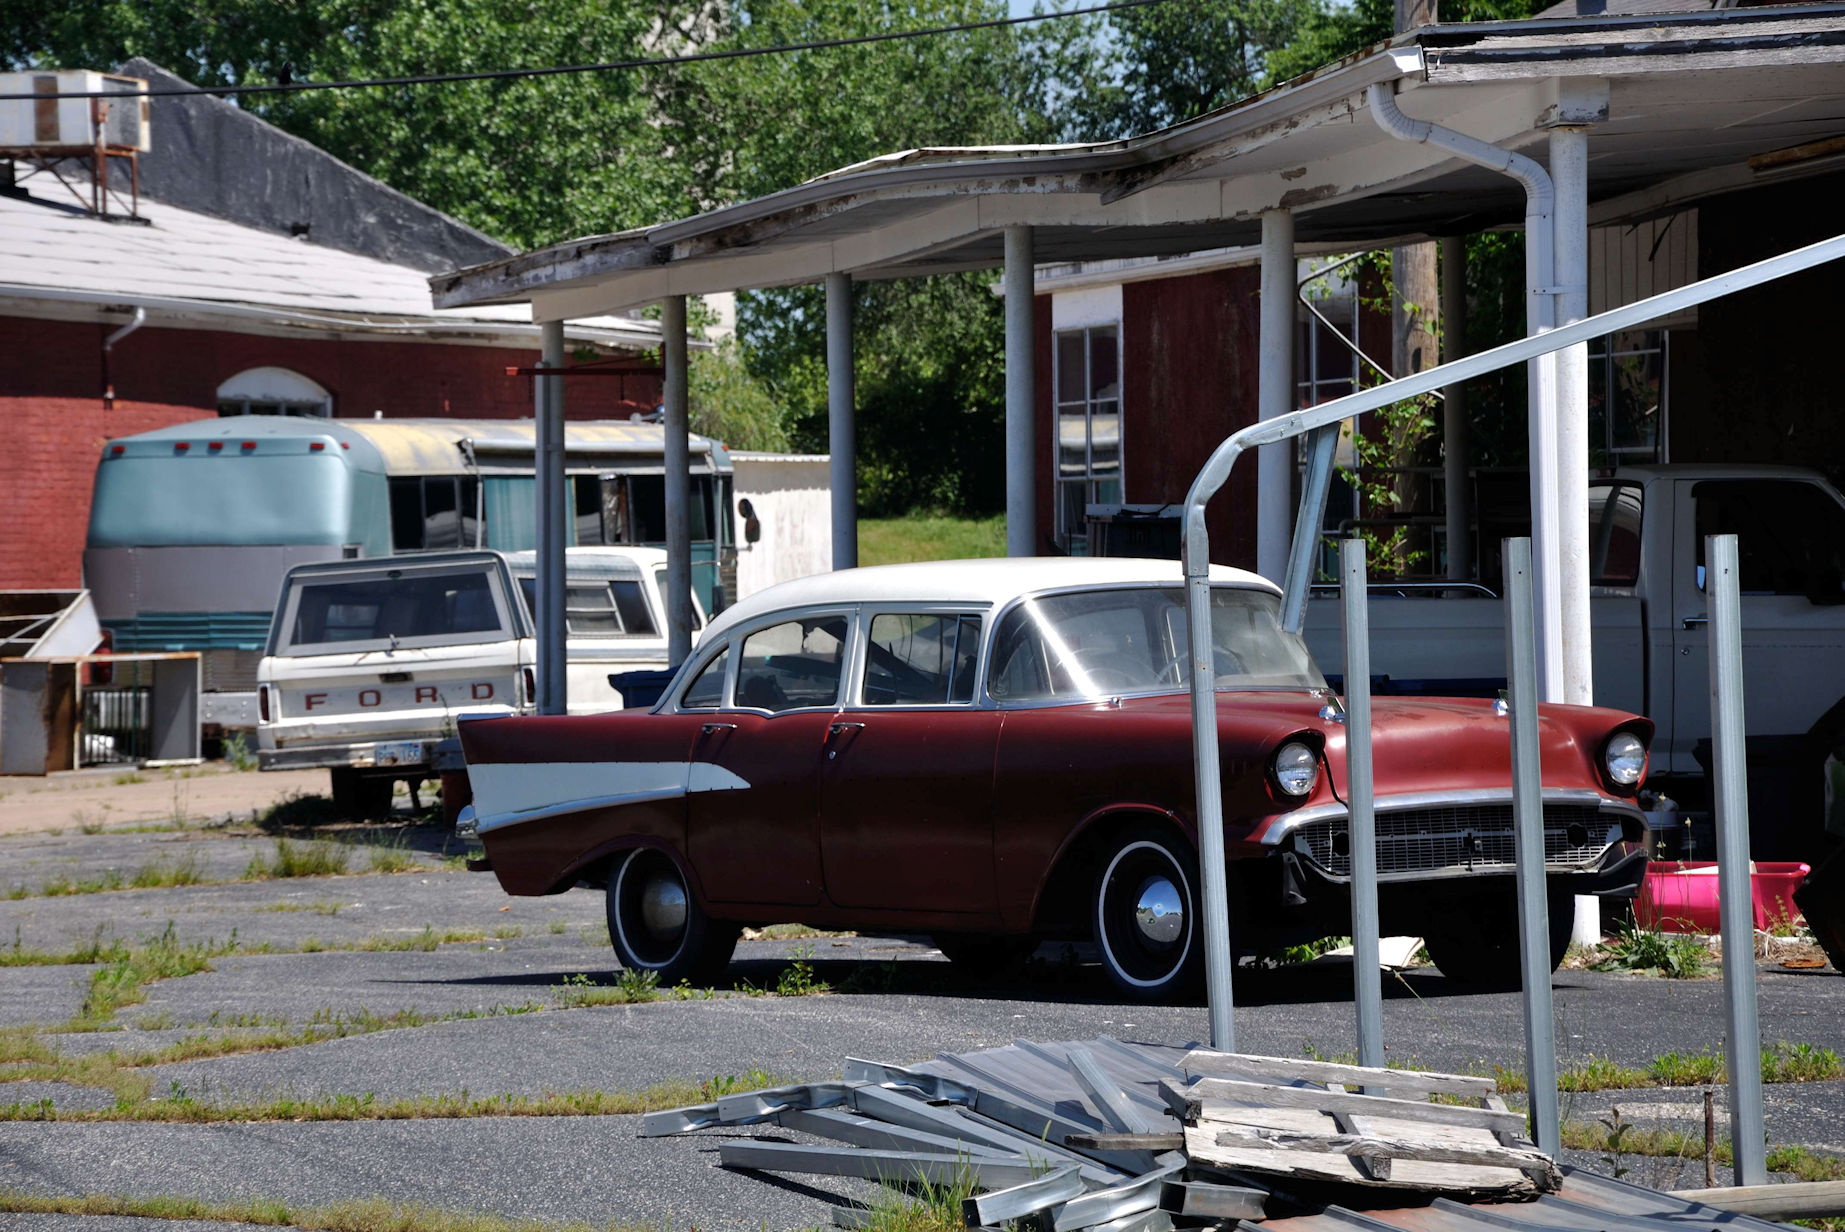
[1251,1167,1798,1232]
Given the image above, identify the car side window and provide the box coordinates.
[863,613,982,706]
[1693,480,1845,600]
[681,645,730,708]
[736,617,848,712]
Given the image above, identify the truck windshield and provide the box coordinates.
[988,586,1325,701]
[279,567,510,654]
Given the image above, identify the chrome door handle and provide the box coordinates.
[700,722,737,735]
[1682,616,1708,629]
[828,722,866,736]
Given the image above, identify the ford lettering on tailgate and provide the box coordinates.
[295,679,508,712]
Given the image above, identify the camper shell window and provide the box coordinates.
[277,565,514,655]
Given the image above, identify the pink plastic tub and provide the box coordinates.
[1634,861,1811,934]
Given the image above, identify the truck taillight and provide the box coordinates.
[522,667,536,706]
[258,684,271,723]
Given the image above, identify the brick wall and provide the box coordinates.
[4,397,214,589]
[0,315,662,421]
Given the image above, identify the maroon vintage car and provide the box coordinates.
[457,558,1652,1000]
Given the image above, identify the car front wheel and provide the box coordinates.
[606,849,738,987]
[1093,829,1201,1001]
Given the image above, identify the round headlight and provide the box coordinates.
[1272,741,1319,798]
[1604,730,1647,787]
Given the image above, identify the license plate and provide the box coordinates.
[373,740,426,767]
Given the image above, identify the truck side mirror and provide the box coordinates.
[738,498,761,547]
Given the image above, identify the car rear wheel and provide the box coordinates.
[1423,888,1574,988]
[607,849,738,987]
[932,933,1037,980]
[1093,829,1201,1002]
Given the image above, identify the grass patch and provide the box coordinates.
[0,1073,792,1124]
[847,1168,980,1232]
[858,513,1005,566]
[255,898,348,915]
[77,923,233,1025]
[246,837,351,879]
[0,1188,656,1232]
[367,838,420,874]
[346,927,491,952]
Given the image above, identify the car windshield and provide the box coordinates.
[987,585,1325,701]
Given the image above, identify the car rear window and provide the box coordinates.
[517,578,658,637]
[282,567,510,654]
[987,585,1324,701]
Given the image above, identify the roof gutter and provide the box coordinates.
[0,282,671,350]
[1365,81,1563,697]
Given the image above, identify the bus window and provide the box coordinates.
[389,476,478,551]
[628,475,666,543]
[573,476,604,545]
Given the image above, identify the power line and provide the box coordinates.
[0,0,1170,101]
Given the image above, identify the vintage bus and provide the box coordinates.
[84,415,735,729]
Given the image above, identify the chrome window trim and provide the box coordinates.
[850,605,993,711]
[676,605,859,718]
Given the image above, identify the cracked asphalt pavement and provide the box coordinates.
[1,816,1841,1230]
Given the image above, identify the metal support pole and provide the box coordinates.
[1551,127,1592,707]
[825,272,858,570]
[1503,537,1559,1154]
[1709,532,1767,1185]
[1439,236,1471,582]
[535,320,568,715]
[1257,211,1295,582]
[1551,125,1599,947]
[1341,539,1383,1069]
[1003,226,1037,558]
[1184,537,1235,1052]
[663,296,693,666]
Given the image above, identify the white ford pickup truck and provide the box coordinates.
[256,546,699,816]
[1302,464,1845,858]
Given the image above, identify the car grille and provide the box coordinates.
[1291,802,1611,878]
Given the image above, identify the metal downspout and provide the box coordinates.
[101,306,145,407]
[1365,82,1565,702]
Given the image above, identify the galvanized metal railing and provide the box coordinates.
[1181,231,1845,1147]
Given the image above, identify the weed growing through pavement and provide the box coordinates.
[76,923,235,1025]
[245,837,350,879]
[366,838,419,874]
[220,733,259,772]
[775,943,828,996]
[1594,919,1710,977]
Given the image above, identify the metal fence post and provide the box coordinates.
[1504,537,1560,1154]
[1708,532,1767,1185]
[1340,539,1384,1069]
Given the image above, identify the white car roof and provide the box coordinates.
[702,557,1273,641]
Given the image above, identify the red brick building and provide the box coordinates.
[1,60,663,590]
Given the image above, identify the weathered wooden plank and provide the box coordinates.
[1181,1050,1496,1098]
[1065,1133,1188,1151]
[1159,1179,1267,1220]
[1182,1077,1524,1133]
[1211,1125,1562,1190]
[1183,1124,1535,1196]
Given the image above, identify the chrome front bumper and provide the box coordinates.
[1257,788,1649,883]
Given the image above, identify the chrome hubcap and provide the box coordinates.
[640,874,688,940]
[1133,876,1184,947]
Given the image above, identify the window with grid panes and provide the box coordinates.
[1053,325,1122,554]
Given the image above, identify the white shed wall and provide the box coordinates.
[731,453,832,600]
